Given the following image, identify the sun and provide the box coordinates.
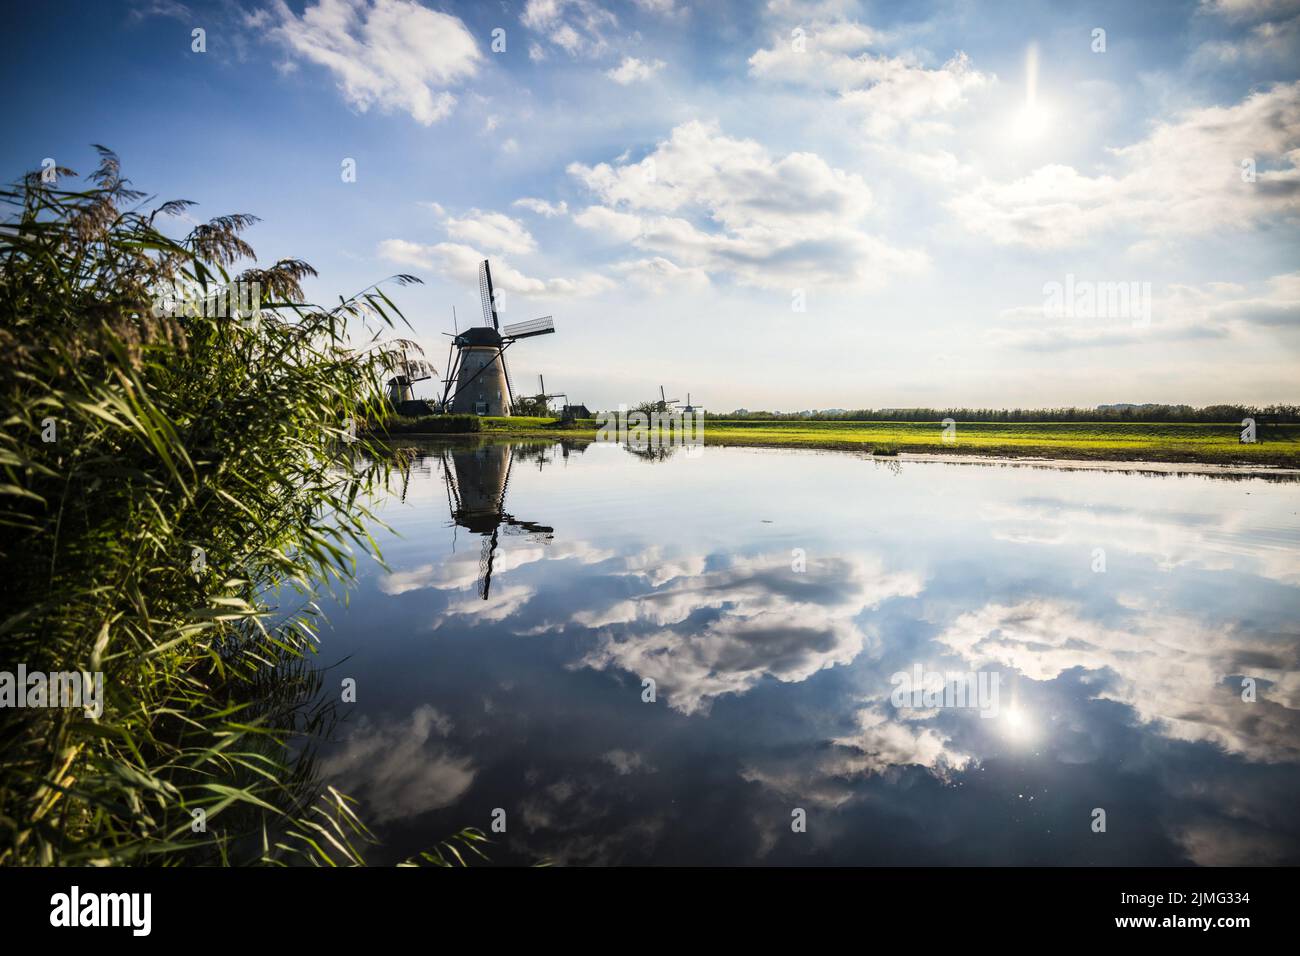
[1002,705,1037,743]
[1010,101,1051,141]
[1008,40,1051,142]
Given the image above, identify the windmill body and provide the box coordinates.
[441,260,556,416]
[447,326,513,416]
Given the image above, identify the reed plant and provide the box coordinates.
[0,148,424,865]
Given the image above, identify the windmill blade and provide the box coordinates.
[499,346,515,410]
[502,316,554,339]
[477,528,498,600]
[478,259,500,330]
[441,341,459,408]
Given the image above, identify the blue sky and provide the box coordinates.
[4,0,1298,410]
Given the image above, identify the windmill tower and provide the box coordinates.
[678,392,701,414]
[440,259,556,416]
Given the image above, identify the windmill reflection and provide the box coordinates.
[439,443,555,599]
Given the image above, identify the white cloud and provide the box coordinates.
[1199,0,1300,21]
[521,0,617,58]
[631,0,680,16]
[445,210,537,255]
[606,55,666,84]
[264,0,480,125]
[379,239,615,299]
[935,600,1300,764]
[948,82,1300,248]
[748,23,991,137]
[980,274,1300,352]
[613,256,711,293]
[578,552,923,714]
[1193,14,1300,65]
[319,705,475,824]
[513,197,569,217]
[567,120,927,288]
[572,205,644,241]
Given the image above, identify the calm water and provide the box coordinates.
[312,439,1300,865]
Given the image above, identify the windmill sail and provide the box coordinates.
[502,316,554,340]
[478,259,500,331]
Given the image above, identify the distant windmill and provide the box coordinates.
[440,259,556,416]
[677,392,701,414]
[528,374,567,417]
[385,340,436,407]
[652,385,679,413]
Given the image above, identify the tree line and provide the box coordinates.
[699,405,1300,423]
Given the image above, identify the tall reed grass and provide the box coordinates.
[0,148,442,865]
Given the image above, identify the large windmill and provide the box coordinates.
[440,259,556,416]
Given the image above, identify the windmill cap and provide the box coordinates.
[455,327,504,347]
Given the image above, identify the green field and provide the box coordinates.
[465,416,1300,468]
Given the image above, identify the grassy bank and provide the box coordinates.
[442,416,1300,467]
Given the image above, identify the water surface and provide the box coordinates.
[313,440,1300,866]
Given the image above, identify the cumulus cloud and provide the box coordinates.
[378,239,615,298]
[445,210,537,255]
[948,82,1300,248]
[986,271,1300,351]
[513,197,570,217]
[631,0,681,16]
[521,0,617,57]
[977,492,1300,585]
[567,120,927,289]
[748,23,990,136]
[607,55,666,84]
[1199,0,1300,21]
[934,600,1300,764]
[1194,13,1300,65]
[577,552,924,714]
[319,705,475,823]
[612,256,712,293]
[263,0,480,125]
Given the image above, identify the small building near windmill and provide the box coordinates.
[561,403,593,420]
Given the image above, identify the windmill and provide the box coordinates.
[439,443,553,600]
[652,385,679,413]
[440,259,556,416]
[677,392,701,414]
[526,374,567,417]
[384,340,436,408]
